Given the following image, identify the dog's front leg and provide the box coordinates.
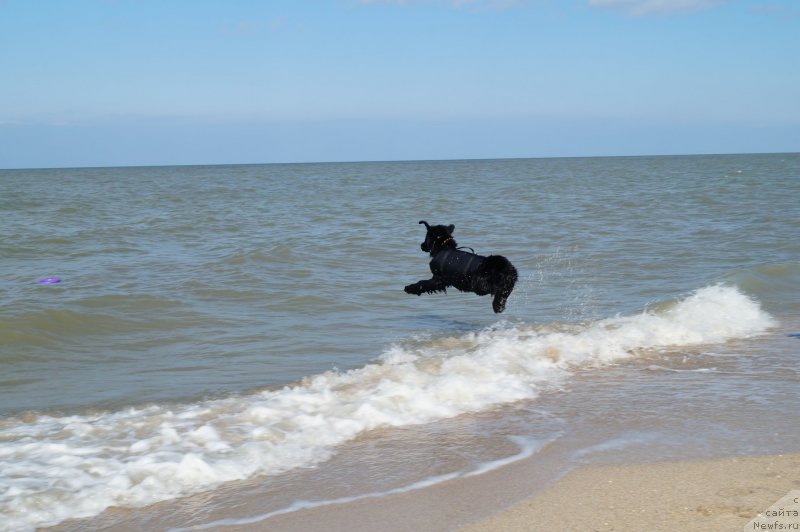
[404,277,447,295]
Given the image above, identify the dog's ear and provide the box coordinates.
[447,224,455,234]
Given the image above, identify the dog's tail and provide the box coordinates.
[485,255,518,314]
[419,220,430,229]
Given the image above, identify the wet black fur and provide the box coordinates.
[404,221,518,313]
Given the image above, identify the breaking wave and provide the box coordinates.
[0,285,775,531]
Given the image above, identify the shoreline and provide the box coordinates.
[204,452,800,532]
[45,450,800,531]
[462,453,800,532]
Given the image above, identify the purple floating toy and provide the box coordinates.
[37,277,62,285]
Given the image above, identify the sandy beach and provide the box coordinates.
[463,454,800,532]
[222,453,800,532]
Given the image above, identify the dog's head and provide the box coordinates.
[418,220,456,254]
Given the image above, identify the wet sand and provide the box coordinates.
[205,453,800,532]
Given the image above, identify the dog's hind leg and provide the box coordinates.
[404,277,447,295]
[492,276,516,313]
[492,290,511,313]
[488,257,518,314]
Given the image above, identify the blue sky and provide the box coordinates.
[1,0,798,168]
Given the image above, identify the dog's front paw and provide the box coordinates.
[404,284,421,295]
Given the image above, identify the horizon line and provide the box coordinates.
[2,150,798,172]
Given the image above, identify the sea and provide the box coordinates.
[1,153,799,531]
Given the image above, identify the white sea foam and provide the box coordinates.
[0,285,774,531]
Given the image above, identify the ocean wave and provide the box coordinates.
[720,262,800,314]
[0,285,775,531]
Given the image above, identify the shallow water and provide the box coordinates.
[1,153,799,530]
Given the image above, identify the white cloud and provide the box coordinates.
[588,0,728,16]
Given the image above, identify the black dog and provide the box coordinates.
[404,221,518,313]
